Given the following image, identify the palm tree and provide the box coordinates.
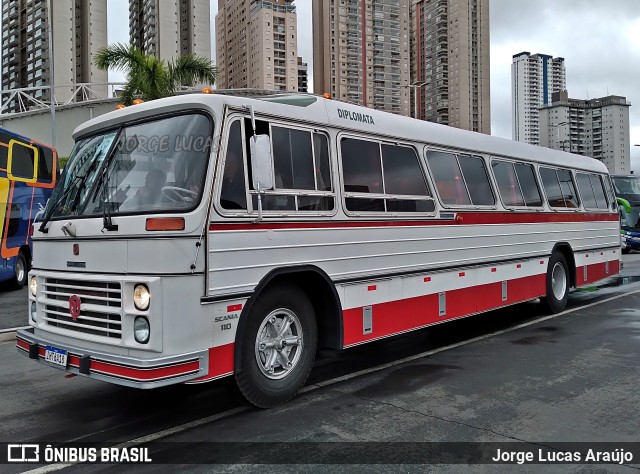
[95,43,217,105]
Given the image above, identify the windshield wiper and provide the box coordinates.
[38,175,83,234]
[101,170,118,232]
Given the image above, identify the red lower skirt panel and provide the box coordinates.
[189,343,235,382]
[343,274,547,347]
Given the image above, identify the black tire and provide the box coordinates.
[12,252,28,290]
[541,252,570,314]
[235,285,317,408]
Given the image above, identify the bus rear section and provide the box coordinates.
[0,129,57,289]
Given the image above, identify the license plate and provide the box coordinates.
[44,346,68,367]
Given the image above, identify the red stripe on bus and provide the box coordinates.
[209,212,618,231]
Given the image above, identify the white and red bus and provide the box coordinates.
[17,91,620,407]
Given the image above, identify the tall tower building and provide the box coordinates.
[539,91,631,175]
[1,0,108,112]
[129,0,211,62]
[312,0,411,116]
[512,52,566,145]
[413,0,491,133]
[216,0,298,91]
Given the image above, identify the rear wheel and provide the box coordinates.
[541,252,570,313]
[235,285,317,408]
[12,252,28,290]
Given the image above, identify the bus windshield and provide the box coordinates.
[45,113,212,220]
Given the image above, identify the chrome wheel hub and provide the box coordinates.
[551,262,567,300]
[255,308,304,380]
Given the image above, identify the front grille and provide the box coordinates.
[42,278,122,340]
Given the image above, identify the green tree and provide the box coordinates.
[94,44,217,105]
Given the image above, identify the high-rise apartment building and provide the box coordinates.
[216,0,298,91]
[539,91,631,174]
[129,0,211,62]
[413,0,490,133]
[297,57,308,93]
[512,52,566,145]
[312,0,411,116]
[1,0,107,112]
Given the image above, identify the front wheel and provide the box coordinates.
[235,285,317,408]
[541,252,570,313]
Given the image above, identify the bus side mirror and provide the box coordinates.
[7,139,39,184]
[250,134,274,191]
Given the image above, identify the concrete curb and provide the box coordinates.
[0,326,27,343]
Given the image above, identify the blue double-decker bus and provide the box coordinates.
[0,128,57,289]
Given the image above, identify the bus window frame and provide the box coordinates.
[7,139,39,184]
[489,157,545,211]
[339,133,436,218]
[423,146,498,211]
[214,115,338,218]
[538,166,582,212]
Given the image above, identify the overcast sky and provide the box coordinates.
[107,0,640,169]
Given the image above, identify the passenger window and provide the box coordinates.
[578,173,609,210]
[492,160,524,207]
[576,173,597,209]
[514,163,543,207]
[243,119,335,213]
[426,150,471,206]
[557,169,579,208]
[591,175,608,209]
[540,167,579,209]
[220,120,248,210]
[458,155,495,206]
[341,138,383,194]
[272,126,315,190]
[341,137,433,213]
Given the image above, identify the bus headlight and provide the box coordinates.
[134,317,150,344]
[133,284,150,311]
[30,276,37,297]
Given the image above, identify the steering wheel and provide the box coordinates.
[161,186,198,202]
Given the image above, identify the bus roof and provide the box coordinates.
[74,92,609,175]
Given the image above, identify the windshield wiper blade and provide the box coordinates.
[38,175,83,234]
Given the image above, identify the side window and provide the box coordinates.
[591,175,608,209]
[220,120,248,210]
[578,173,609,210]
[540,167,579,209]
[243,119,335,213]
[427,151,494,206]
[514,163,543,207]
[426,151,470,205]
[557,169,579,208]
[492,160,524,207]
[458,155,495,205]
[576,173,597,209]
[9,140,38,182]
[341,137,433,213]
